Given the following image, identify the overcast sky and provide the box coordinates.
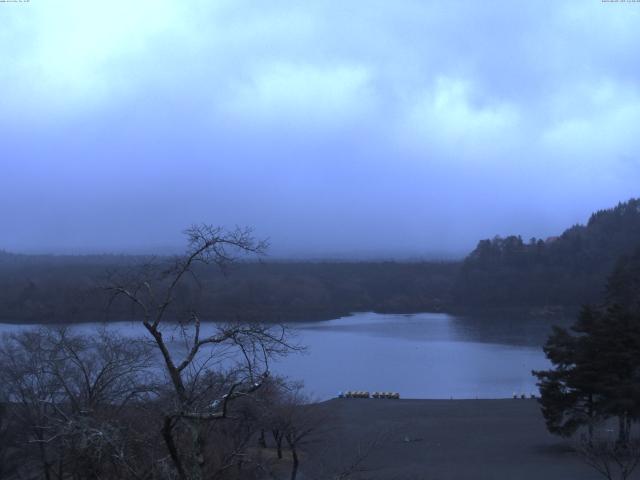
[1,1,639,258]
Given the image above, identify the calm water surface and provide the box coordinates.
[0,312,551,400]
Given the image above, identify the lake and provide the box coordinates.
[0,312,552,400]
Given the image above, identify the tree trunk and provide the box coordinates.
[290,445,299,480]
[587,394,594,444]
[162,416,187,480]
[618,414,630,446]
[37,440,52,480]
[272,430,283,459]
[618,415,625,445]
[277,437,283,459]
[187,420,205,480]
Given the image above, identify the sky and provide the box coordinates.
[1,0,639,258]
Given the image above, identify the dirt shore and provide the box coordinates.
[296,398,619,479]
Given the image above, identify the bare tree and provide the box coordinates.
[0,402,19,479]
[578,436,640,480]
[254,376,292,460]
[253,379,327,480]
[281,386,324,480]
[0,328,157,480]
[107,225,300,480]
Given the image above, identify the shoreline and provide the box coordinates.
[0,305,578,326]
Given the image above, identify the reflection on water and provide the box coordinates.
[0,312,553,400]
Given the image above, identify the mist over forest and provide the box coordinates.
[2,197,639,324]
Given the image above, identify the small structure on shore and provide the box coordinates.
[338,391,400,399]
[373,392,400,399]
[512,392,537,399]
[340,391,370,398]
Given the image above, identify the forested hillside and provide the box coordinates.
[453,198,640,309]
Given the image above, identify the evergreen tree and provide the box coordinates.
[533,307,604,439]
[534,290,640,444]
[455,198,640,308]
[607,246,640,315]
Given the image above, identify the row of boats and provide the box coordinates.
[338,391,400,399]
[339,392,536,399]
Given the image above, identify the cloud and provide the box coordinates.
[400,76,521,161]
[223,62,374,128]
[542,79,640,159]
[1,0,640,255]
[0,1,187,119]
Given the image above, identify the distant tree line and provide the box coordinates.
[0,253,457,324]
[1,198,640,324]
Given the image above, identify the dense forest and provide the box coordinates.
[0,253,457,323]
[454,198,640,310]
[1,198,640,323]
